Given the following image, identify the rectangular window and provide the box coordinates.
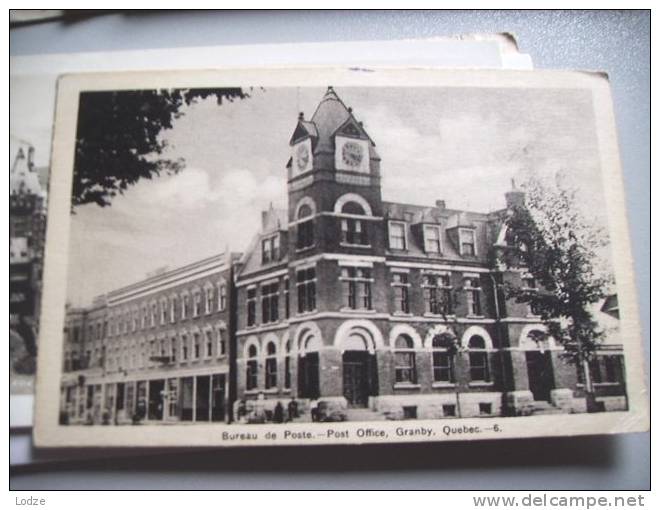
[170,297,177,323]
[151,303,157,327]
[391,272,410,313]
[247,287,257,326]
[433,352,454,383]
[395,351,416,383]
[284,277,290,319]
[388,221,406,250]
[216,329,226,356]
[296,267,316,313]
[589,358,603,384]
[160,301,167,325]
[246,360,258,390]
[205,287,213,314]
[423,225,442,253]
[341,218,368,245]
[459,228,477,256]
[297,220,314,250]
[218,283,227,311]
[341,267,373,309]
[265,358,277,389]
[170,337,177,362]
[469,352,490,382]
[465,277,482,316]
[262,235,280,264]
[181,295,189,319]
[193,293,201,317]
[604,356,619,383]
[193,333,201,360]
[423,274,453,315]
[261,282,279,324]
[205,330,213,358]
[180,335,188,361]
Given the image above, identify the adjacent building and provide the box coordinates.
[60,253,239,424]
[60,87,628,424]
[10,146,48,382]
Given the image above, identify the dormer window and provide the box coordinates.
[423,225,442,253]
[459,228,477,256]
[262,234,280,264]
[388,221,407,250]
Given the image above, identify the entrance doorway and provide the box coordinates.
[211,374,225,422]
[526,351,554,401]
[298,353,320,399]
[196,375,211,421]
[342,351,370,407]
[148,379,165,420]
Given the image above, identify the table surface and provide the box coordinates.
[9,9,650,490]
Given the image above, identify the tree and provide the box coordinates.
[502,171,613,411]
[73,88,248,208]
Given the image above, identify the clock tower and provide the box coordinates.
[286,87,383,230]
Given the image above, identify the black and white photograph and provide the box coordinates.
[34,68,648,447]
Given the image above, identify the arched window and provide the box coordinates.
[394,334,416,384]
[297,203,314,250]
[246,344,258,390]
[468,335,490,382]
[340,202,369,245]
[284,340,292,389]
[432,333,455,383]
[265,341,278,389]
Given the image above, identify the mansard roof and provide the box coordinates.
[383,201,501,264]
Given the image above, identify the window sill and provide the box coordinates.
[466,315,486,320]
[340,307,376,314]
[263,388,279,394]
[296,309,318,317]
[423,313,456,319]
[468,382,494,388]
[392,312,413,317]
[339,243,372,249]
[432,382,457,388]
[295,246,316,254]
[394,383,421,389]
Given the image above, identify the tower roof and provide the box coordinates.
[289,87,374,154]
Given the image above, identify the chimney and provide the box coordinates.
[27,146,35,170]
[261,210,269,230]
[505,179,525,209]
[435,200,446,210]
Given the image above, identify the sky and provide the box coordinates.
[10,80,607,306]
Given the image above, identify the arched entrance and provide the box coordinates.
[520,326,556,402]
[294,323,322,400]
[334,321,383,408]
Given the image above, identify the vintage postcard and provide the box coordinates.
[10,36,527,431]
[34,68,648,447]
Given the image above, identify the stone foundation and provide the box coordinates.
[505,390,535,416]
[550,388,575,412]
[370,392,502,420]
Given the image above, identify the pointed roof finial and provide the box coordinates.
[511,178,516,190]
[347,106,352,113]
[327,85,334,92]
[298,111,304,120]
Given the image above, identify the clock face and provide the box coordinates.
[295,144,310,172]
[341,141,364,168]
